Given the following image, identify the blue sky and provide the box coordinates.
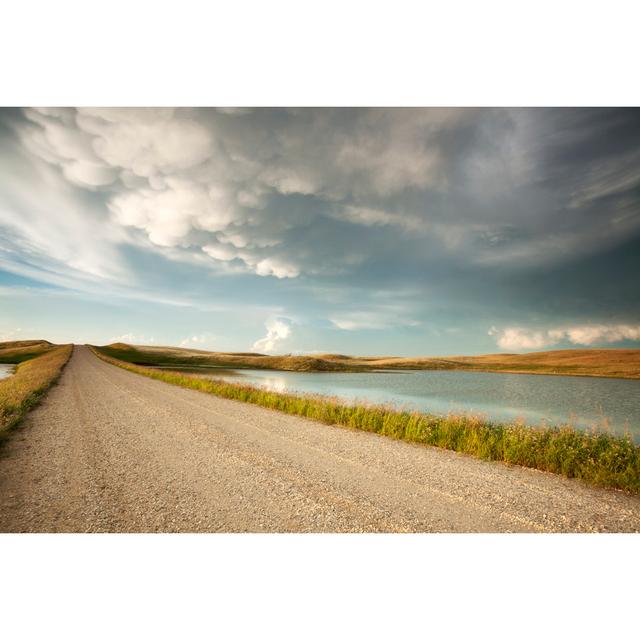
[1,107,639,355]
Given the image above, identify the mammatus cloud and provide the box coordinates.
[5,107,640,290]
[13,107,472,281]
[201,245,299,279]
[489,325,640,351]
[252,318,292,353]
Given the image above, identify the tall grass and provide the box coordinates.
[92,346,640,494]
[0,345,73,437]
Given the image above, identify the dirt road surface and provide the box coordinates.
[1,346,639,532]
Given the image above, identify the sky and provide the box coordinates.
[0,107,639,355]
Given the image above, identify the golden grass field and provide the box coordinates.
[0,341,73,436]
[0,340,56,364]
[99,342,640,379]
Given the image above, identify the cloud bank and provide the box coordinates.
[490,325,640,351]
[6,108,640,287]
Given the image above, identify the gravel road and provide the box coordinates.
[1,345,639,532]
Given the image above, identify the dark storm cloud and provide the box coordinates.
[0,107,639,351]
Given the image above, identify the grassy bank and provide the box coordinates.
[92,346,640,494]
[0,344,73,437]
[98,342,640,379]
[0,340,55,364]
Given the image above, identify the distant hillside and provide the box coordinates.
[99,343,358,372]
[353,349,640,378]
[96,343,640,379]
[0,340,55,364]
[0,340,52,351]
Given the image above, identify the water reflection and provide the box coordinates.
[0,364,15,380]
[201,367,640,439]
[257,376,287,393]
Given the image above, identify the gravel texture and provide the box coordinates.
[1,345,639,533]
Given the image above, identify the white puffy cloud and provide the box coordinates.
[252,318,292,353]
[202,243,239,262]
[109,333,155,345]
[253,258,299,279]
[201,244,299,279]
[490,324,640,351]
[21,109,118,187]
[562,324,640,345]
[80,108,213,177]
[489,327,558,351]
[22,107,215,192]
[109,178,239,247]
[179,333,217,348]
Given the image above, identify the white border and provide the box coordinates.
[1,1,638,637]
[1,533,638,639]
[1,0,638,106]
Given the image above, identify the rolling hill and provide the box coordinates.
[94,343,640,379]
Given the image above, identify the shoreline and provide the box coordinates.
[91,345,640,495]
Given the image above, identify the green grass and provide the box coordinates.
[0,344,73,438]
[92,345,640,494]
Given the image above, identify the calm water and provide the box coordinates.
[204,368,640,439]
[0,364,15,380]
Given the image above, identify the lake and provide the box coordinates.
[202,368,640,439]
[0,364,15,380]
